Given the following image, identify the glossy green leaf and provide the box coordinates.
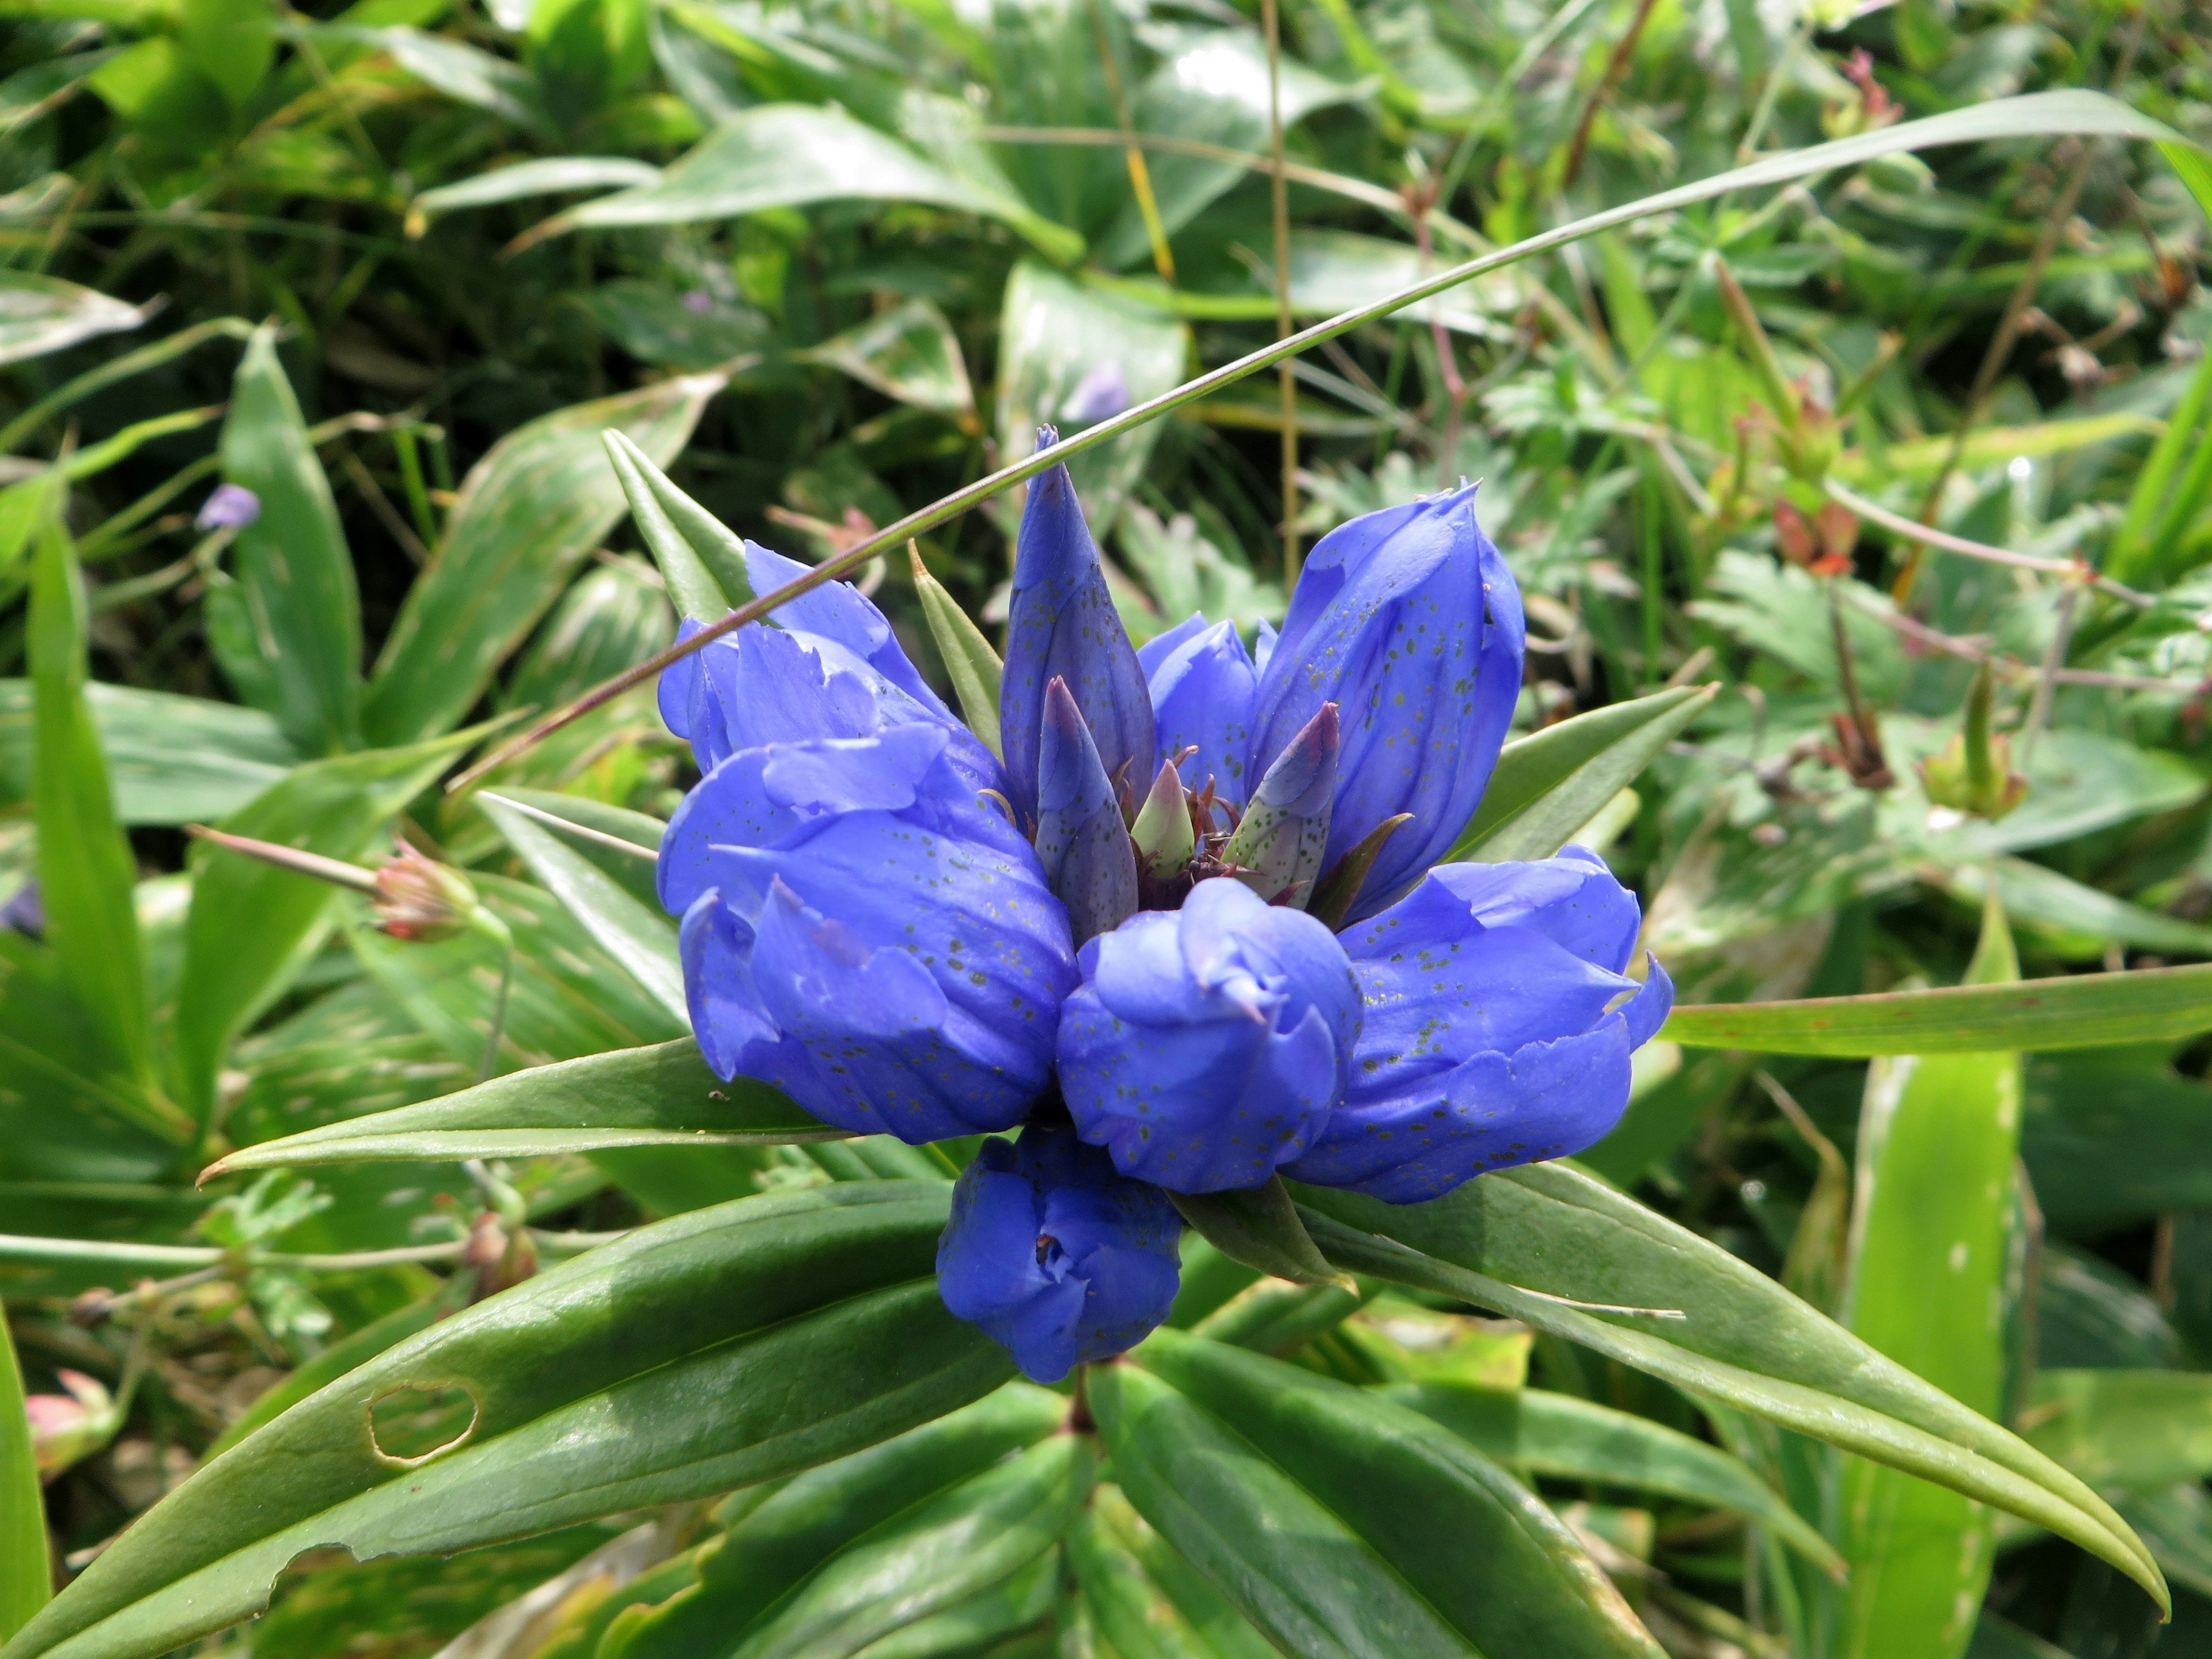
[1834,897,2022,1659]
[800,298,974,418]
[535,104,1082,263]
[1938,858,2212,960]
[1293,1163,2167,1610]
[0,1312,45,1641]
[211,325,363,756]
[208,1039,832,1173]
[173,726,489,1122]
[2020,1051,2212,1229]
[411,156,662,221]
[604,431,730,622]
[480,787,662,909]
[1070,1482,1274,1659]
[1452,686,1713,864]
[0,682,294,825]
[1385,1382,1843,1578]
[29,496,156,1096]
[476,793,684,1026]
[2026,1372,2212,1495]
[203,1291,452,1460]
[0,271,143,366]
[1166,1178,1353,1291]
[1662,964,2212,1056]
[1190,1278,1364,1357]
[498,559,674,722]
[347,26,554,136]
[363,374,722,748]
[909,554,1001,759]
[605,1383,1065,1659]
[1096,1330,1664,1658]
[0,1183,1011,1659]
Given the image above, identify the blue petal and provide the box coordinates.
[1145,616,1260,810]
[1283,1018,1636,1203]
[999,456,1155,827]
[1248,487,1525,918]
[743,541,949,717]
[1035,677,1138,946]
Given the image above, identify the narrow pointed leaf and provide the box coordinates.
[1168,1177,1352,1291]
[0,1184,1010,1659]
[0,1315,46,1640]
[604,430,733,623]
[1661,965,2212,1056]
[1452,687,1713,863]
[206,1039,834,1173]
[908,547,1002,759]
[1293,1164,2167,1611]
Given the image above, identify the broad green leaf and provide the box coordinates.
[363,375,723,748]
[1834,897,2021,1659]
[207,1039,833,1173]
[799,298,974,418]
[0,271,142,366]
[1662,965,2212,1056]
[722,1435,1089,1659]
[0,682,294,825]
[604,1383,1065,1659]
[532,104,1082,264]
[0,1312,45,1640]
[2021,1051,2212,1230]
[909,554,1001,758]
[2026,1372,2212,1495]
[1385,1382,1843,1578]
[475,793,684,1026]
[1938,858,2212,960]
[346,26,554,135]
[173,726,488,1122]
[1166,1178,1353,1290]
[1096,1331,1665,1658]
[410,156,661,222]
[1293,1163,2167,1609]
[212,325,363,756]
[995,261,1189,540]
[1450,687,1713,864]
[0,1184,1011,1659]
[479,787,661,910]
[499,559,674,720]
[2120,1484,2212,1602]
[30,497,157,1097]
[1070,1482,1275,1659]
[203,1291,450,1459]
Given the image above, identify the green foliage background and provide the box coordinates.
[0,0,2210,1653]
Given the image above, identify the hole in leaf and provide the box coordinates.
[368,1383,478,1467]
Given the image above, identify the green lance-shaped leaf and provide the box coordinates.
[1067,1483,1277,1659]
[1834,893,2023,1659]
[2026,1372,2212,1495]
[172,725,493,1124]
[1661,964,2212,1056]
[211,324,364,757]
[0,271,145,368]
[604,1383,1066,1659]
[0,1183,1011,1659]
[479,787,662,908]
[1,1313,46,1641]
[1093,1330,1666,1659]
[1191,1278,1366,1357]
[1292,1164,2168,1612]
[603,430,744,623]
[907,546,1002,759]
[1386,1382,1844,1580]
[28,488,164,1113]
[364,374,724,748]
[205,1039,837,1174]
[476,793,685,1028]
[1167,1176,1353,1291]
[0,682,296,828]
[1451,685,1714,864]
[798,298,976,420]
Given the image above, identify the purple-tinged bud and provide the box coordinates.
[373,843,483,942]
[1035,677,1139,949]
[999,437,1155,828]
[1220,702,1336,907]
[1062,362,1129,425]
[196,483,262,531]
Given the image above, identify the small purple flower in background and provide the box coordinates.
[680,290,715,316]
[195,484,261,531]
[1060,361,1128,425]
[654,436,1671,1382]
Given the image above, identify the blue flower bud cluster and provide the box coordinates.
[657,443,1672,1383]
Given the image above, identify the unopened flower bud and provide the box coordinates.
[26,1369,119,1479]
[1918,665,2028,821]
[1035,677,1139,947]
[374,845,482,942]
[1221,702,1336,907]
[1130,756,1195,882]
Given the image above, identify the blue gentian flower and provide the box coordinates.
[1057,877,1359,1193]
[936,1124,1182,1384]
[655,467,1670,1381]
